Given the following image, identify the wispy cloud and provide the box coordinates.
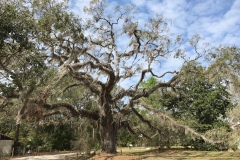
[69,0,91,19]
[69,0,239,46]
[68,0,240,86]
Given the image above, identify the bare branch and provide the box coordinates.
[71,73,103,95]
[43,102,79,117]
[70,61,113,75]
[62,83,81,93]
[133,74,178,100]
[134,68,152,90]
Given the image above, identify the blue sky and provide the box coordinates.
[70,0,240,47]
[69,0,240,88]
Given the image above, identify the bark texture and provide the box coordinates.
[13,124,20,155]
[102,118,118,153]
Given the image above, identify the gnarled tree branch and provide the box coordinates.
[134,98,224,144]
[43,102,100,121]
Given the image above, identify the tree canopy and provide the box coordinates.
[0,0,238,154]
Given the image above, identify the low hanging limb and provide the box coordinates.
[120,120,151,139]
[42,111,70,118]
[132,98,224,145]
[131,107,164,135]
[43,102,100,121]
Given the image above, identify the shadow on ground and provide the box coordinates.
[89,148,240,160]
[133,148,240,160]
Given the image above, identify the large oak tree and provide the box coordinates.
[0,0,226,153]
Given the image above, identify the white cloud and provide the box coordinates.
[69,0,91,19]
[191,0,225,16]
[146,0,239,49]
[130,0,146,7]
[69,0,240,47]
[222,34,240,46]
[68,0,240,88]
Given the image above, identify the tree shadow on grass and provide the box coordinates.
[73,149,240,160]
[127,148,240,160]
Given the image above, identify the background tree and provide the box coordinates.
[138,77,184,148]
[207,46,240,100]
[0,100,16,135]
[161,62,233,150]
[133,69,233,150]
[226,105,240,150]
[0,1,56,154]
[206,46,240,150]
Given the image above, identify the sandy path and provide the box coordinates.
[11,153,78,160]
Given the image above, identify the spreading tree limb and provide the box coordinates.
[134,98,224,144]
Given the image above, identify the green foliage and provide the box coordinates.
[72,119,101,152]
[0,111,15,134]
[0,1,50,94]
[0,2,34,51]
[167,63,233,132]
[46,124,75,150]
[1,0,239,153]
[207,46,240,102]
[162,63,233,150]
[117,129,137,147]
[140,77,164,110]
[18,123,76,151]
[168,79,231,130]
[141,77,158,89]
[139,63,233,150]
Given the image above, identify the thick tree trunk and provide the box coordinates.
[101,116,118,153]
[13,124,20,155]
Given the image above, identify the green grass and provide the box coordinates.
[117,147,240,160]
[117,147,152,153]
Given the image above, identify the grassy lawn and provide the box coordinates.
[113,147,240,160]
[117,147,153,153]
[141,150,240,160]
